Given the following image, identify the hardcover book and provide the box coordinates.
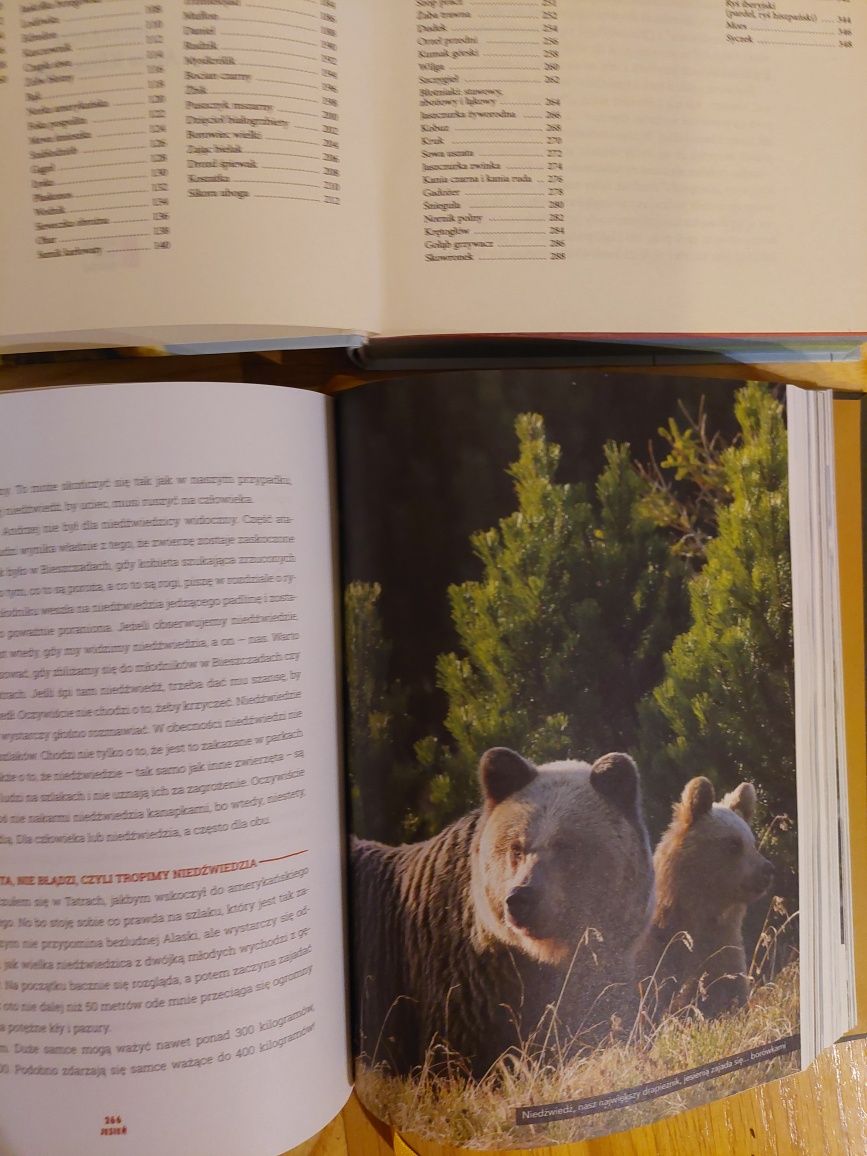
[0,1,865,349]
[0,371,857,1153]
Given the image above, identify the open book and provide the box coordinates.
[1,0,866,350]
[0,372,858,1154]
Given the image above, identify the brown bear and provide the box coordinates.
[637,776,773,1021]
[350,747,654,1078]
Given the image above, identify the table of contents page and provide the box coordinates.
[183,0,342,208]
[19,0,173,264]
[0,3,8,86]
[384,0,867,337]
[416,0,566,265]
[723,0,856,49]
[0,0,380,347]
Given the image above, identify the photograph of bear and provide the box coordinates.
[638,776,775,1020]
[350,748,654,1078]
[337,371,798,1144]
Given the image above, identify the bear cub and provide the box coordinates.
[351,747,654,1078]
[638,776,773,1020]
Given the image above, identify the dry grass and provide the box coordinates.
[355,962,800,1149]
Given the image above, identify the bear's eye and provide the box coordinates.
[509,840,524,864]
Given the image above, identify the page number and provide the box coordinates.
[100,1115,127,1137]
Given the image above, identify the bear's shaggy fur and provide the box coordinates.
[638,776,773,1019]
[350,748,654,1078]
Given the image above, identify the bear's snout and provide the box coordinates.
[505,884,540,932]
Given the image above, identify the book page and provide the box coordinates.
[335,370,803,1146]
[379,0,867,336]
[0,2,386,346]
[0,381,349,1156]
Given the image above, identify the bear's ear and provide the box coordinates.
[590,752,640,815]
[722,782,757,823]
[483,749,536,804]
[479,748,537,808]
[678,776,715,825]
